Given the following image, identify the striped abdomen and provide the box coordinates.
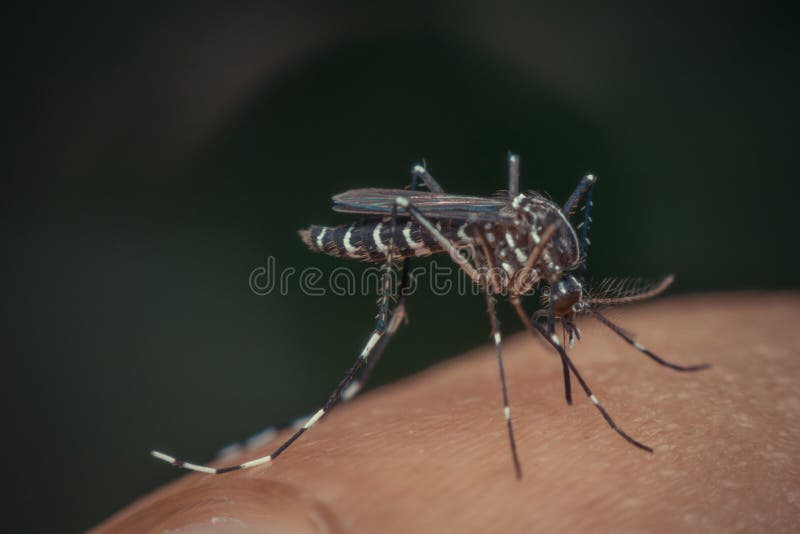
[299,218,474,261]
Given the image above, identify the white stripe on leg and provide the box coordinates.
[303,408,325,429]
[239,455,273,469]
[361,331,382,359]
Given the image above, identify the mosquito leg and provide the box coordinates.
[394,196,484,285]
[587,308,710,372]
[576,185,594,279]
[151,297,404,474]
[154,206,408,474]
[485,293,523,479]
[511,298,573,406]
[374,198,400,331]
[506,219,574,405]
[513,304,653,452]
[506,219,572,405]
[549,298,572,404]
[563,320,581,348]
[342,164,431,401]
[514,223,559,295]
[562,173,597,216]
[343,165,439,400]
[341,301,406,401]
[546,295,556,337]
[411,163,445,193]
[508,152,520,199]
[472,227,502,294]
[562,173,596,278]
[341,258,412,401]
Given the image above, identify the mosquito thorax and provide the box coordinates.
[511,192,581,274]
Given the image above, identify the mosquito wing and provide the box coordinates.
[332,188,514,223]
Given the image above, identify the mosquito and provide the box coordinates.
[152,153,709,478]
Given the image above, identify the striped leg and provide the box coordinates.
[374,202,399,332]
[154,232,407,474]
[341,164,429,401]
[486,293,523,479]
[562,174,597,217]
[341,258,412,401]
[394,196,484,285]
[151,309,398,474]
[152,171,424,474]
[562,173,596,279]
[576,185,594,279]
[512,303,653,453]
[509,222,574,406]
[472,227,503,295]
[587,308,710,372]
[343,164,438,400]
[514,298,573,406]
[411,162,445,193]
[515,223,559,294]
[546,296,573,405]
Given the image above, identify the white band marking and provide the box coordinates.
[304,408,325,429]
[344,226,359,257]
[151,450,175,463]
[373,222,388,252]
[316,227,327,249]
[387,305,405,333]
[457,223,472,243]
[240,455,273,469]
[342,382,362,401]
[151,451,219,474]
[184,462,218,474]
[361,331,381,358]
[403,221,424,249]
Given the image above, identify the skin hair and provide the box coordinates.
[96,293,800,533]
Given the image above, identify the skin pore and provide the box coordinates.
[96,293,800,533]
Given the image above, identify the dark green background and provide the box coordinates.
[5,3,796,532]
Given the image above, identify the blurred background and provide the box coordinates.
[4,2,796,531]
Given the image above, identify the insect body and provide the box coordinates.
[301,186,581,292]
[152,154,709,478]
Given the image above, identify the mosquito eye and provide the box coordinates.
[550,278,582,316]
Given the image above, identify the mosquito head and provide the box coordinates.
[549,275,585,317]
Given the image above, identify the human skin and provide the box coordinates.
[96,293,800,533]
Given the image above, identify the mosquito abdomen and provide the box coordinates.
[300,218,473,261]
